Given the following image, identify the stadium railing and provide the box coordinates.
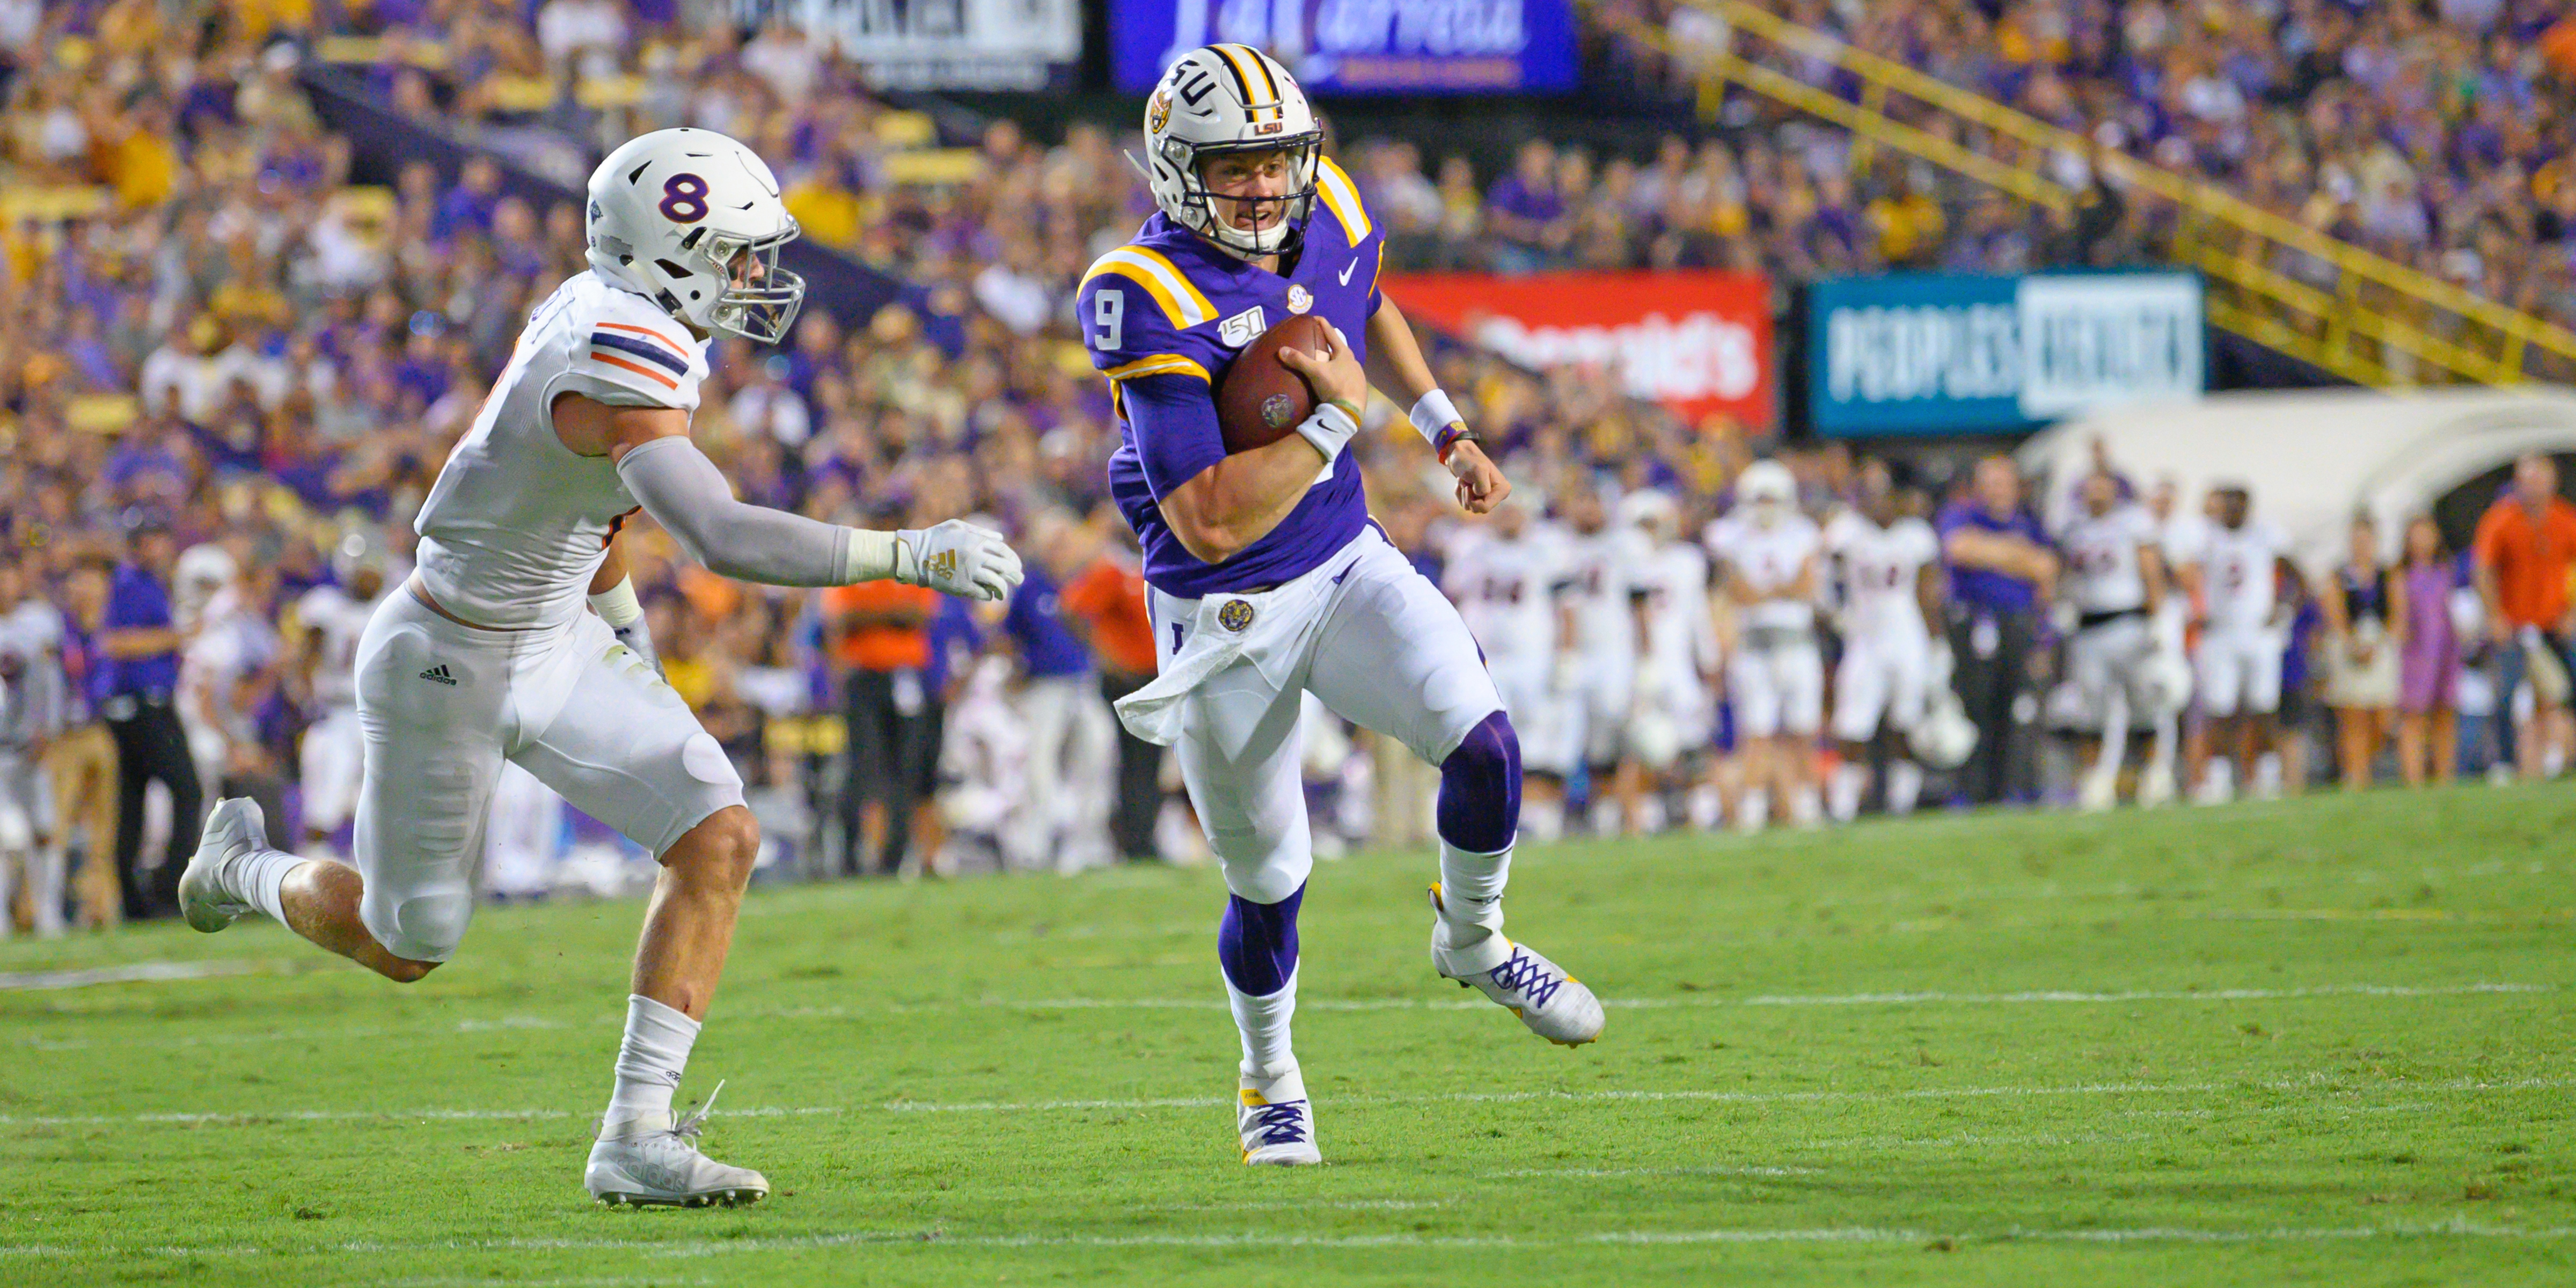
[1637,0,2576,388]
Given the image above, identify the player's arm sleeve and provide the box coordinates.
[616,436,870,587]
[1119,371,1230,501]
[549,316,707,412]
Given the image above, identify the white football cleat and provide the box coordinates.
[1429,886,1604,1048]
[586,1084,769,1208]
[1238,1067,1321,1166]
[2136,763,2177,808]
[2077,765,2119,813]
[179,797,266,934]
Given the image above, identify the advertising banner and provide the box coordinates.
[1386,270,1773,429]
[1809,272,2204,435]
[768,0,1083,91]
[1109,0,1579,95]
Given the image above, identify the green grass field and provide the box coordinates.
[4,784,2573,1286]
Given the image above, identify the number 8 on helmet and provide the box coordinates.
[582,128,807,343]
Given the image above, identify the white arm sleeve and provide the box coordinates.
[615,436,901,587]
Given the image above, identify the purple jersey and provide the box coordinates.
[1080,159,1385,597]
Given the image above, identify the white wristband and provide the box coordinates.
[839,528,903,585]
[1408,389,1465,444]
[1293,401,1362,464]
[587,575,644,627]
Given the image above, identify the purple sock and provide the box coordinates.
[1218,883,1302,996]
[1438,710,1521,853]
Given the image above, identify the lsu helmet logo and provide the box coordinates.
[1147,89,1173,136]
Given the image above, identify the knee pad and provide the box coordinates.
[364,887,473,964]
[1218,883,1303,996]
[1438,709,1521,854]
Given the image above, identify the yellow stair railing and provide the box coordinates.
[1633,0,2576,387]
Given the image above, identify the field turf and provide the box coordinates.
[4,784,2573,1285]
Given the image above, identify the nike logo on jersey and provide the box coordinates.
[1337,260,1358,286]
[418,664,458,686]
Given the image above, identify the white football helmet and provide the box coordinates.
[1738,459,1796,526]
[1140,44,1322,260]
[584,129,804,343]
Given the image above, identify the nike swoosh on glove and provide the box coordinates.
[896,520,1027,602]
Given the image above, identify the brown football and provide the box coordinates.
[1214,313,1332,454]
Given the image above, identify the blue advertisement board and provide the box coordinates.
[1110,0,1578,96]
[1808,272,2205,436]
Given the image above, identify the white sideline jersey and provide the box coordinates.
[2059,503,2162,614]
[1824,511,1938,642]
[2196,518,2289,630]
[1560,526,1644,660]
[1704,511,1821,632]
[1443,524,1567,664]
[1634,540,1716,669]
[295,584,385,707]
[414,272,711,629]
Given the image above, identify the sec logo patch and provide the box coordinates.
[1286,284,1312,314]
[1218,599,1256,632]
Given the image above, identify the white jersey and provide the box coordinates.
[296,583,385,707]
[1558,526,1644,660]
[1704,511,1821,633]
[0,599,64,746]
[1632,540,1717,676]
[414,271,711,628]
[1824,511,1938,643]
[1443,523,1567,665]
[2196,518,2289,631]
[2059,503,2162,615]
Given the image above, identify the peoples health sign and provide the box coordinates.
[1809,272,2205,435]
[1109,0,1578,94]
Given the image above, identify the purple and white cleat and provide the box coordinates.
[1238,1067,1322,1166]
[1429,885,1604,1048]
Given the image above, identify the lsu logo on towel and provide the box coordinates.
[1218,599,1256,632]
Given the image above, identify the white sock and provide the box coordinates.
[1226,968,1298,1079]
[1736,788,1769,832]
[231,847,307,925]
[1438,840,1511,944]
[1827,762,1866,822]
[606,993,701,1126]
[2150,715,2178,777]
[1522,796,1564,843]
[1789,787,1822,825]
[2099,689,2131,776]
[31,843,64,933]
[1686,784,1722,830]
[1886,761,1924,814]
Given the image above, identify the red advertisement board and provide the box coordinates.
[1384,271,1774,430]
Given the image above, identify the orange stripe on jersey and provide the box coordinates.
[592,351,680,390]
[597,321,691,357]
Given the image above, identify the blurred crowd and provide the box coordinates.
[5,0,2576,936]
[1596,0,2576,335]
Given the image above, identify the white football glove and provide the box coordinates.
[897,520,1025,602]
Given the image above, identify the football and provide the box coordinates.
[1214,313,1332,454]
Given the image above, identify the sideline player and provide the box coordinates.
[1440,496,1572,839]
[1820,462,1941,822]
[1085,45,1603,1166]
[290,536,392,858]
[2057,470,2171,810]
[2187,484,2299,802]
[1706,460,1824,830]
[177,129,1023,1205]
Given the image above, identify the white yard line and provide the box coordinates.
[10,1223,2576,1261]
[22,979,2548,1053]
[0,960,265,991]
[8,1075,2572,1130]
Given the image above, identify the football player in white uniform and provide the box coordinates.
[1820,462,1942,822]
[1706,460,1824,830]
[1556,481,1642,831]
[290,536,392,857]
[2185,485,2301,802]
[0,554,67,938]
[1441,497,1573,839]
[1611,491,1717,835]
[177,129,1024,1207]
[2058,470,2173,810]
